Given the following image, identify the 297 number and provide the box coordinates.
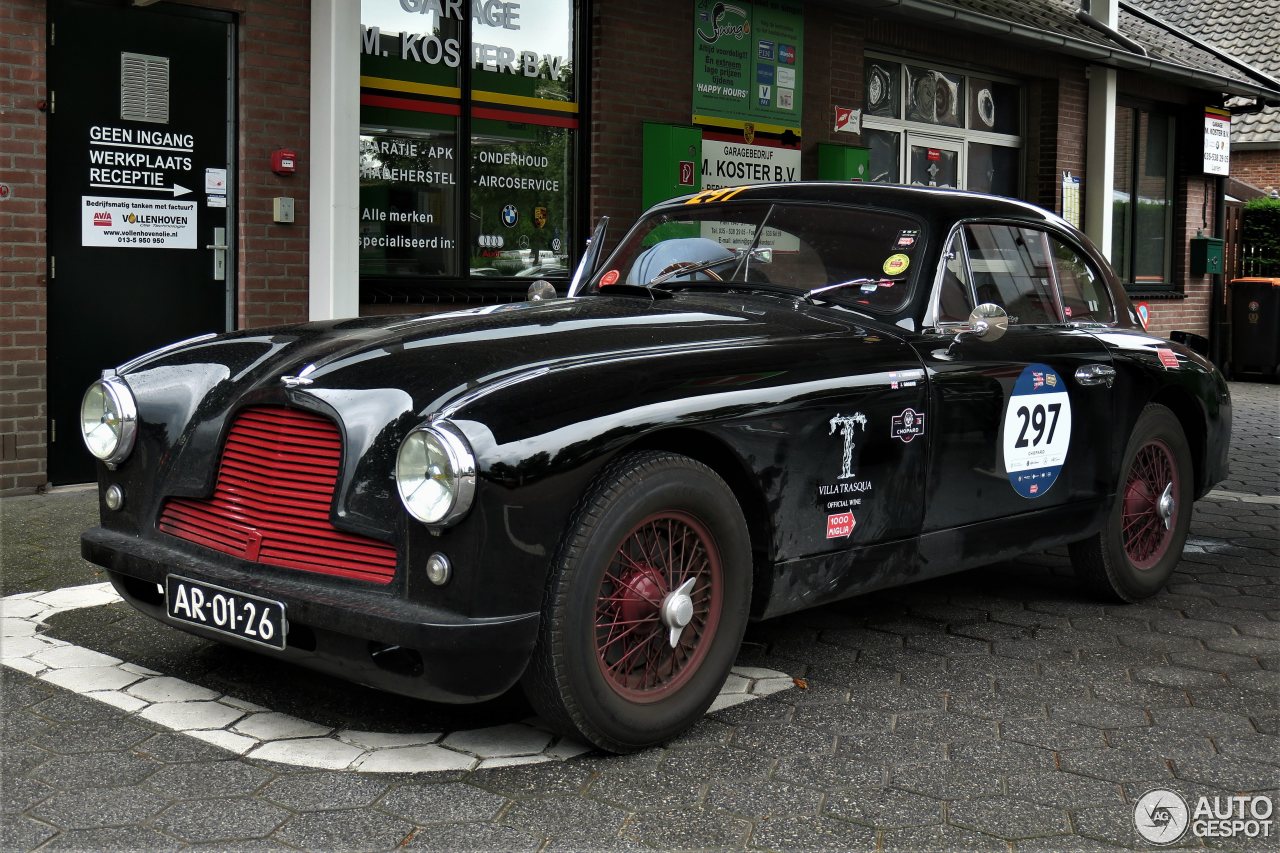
[1014,402,1062,448]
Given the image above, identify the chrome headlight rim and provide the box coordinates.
[80,375,138,466]
[395,421,477,527]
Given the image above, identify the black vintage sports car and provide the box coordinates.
[81,184,1230,752]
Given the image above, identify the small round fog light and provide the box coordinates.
[104,484,125,511]
[425,553,452,586]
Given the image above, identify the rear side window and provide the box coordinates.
[1051,237,1116,324]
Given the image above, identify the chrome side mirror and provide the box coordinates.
[967,303,1009,342]
[947,303,1008,355]
[527,280,558,301]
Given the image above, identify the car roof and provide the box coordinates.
[652,182,1068,233]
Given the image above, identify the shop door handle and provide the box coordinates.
[205,227,227,281]
[1075,364,1115,388]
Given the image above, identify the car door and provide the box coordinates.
[910,221,1117,536]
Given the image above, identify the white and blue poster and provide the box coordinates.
[1002,363,1072,498]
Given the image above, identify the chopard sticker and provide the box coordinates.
[891,408,925,443]
[883,254,910,276]
[826,512,855,539]
[894,230,920,250]
[1157,348,1180,369]
[600,269,620,286]
[1003,363,1072,499]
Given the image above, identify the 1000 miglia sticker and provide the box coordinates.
[1003,363,1072,498]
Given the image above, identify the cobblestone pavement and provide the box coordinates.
[2,382,1277,852]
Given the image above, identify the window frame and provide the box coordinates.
[926,220,1118,331]
[1110,101,1176,294]
[862,52,1025,195]
[356,0,587,297]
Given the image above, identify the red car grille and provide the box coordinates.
[158,406,397,584]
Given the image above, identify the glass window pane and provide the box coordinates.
[359,130,460,277]
[865,60,901,118]
[935,232,974,324]
[906,66,962,127]
[469,0,576,279]
[865,129,900,183]
[1051,236,1115,324]
[908,143,959,188]
[969,78,1020,134]
[1111,106,1135,282]
[964,224,1061,324]
[1134,111,1170,287]
[470,125,573,277]
[967,143,1019,197]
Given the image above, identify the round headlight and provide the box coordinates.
[80,376,138,466]
[396,423,476,526]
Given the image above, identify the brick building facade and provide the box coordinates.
[2,0,1277,493]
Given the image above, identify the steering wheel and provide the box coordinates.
[658,262,723,281]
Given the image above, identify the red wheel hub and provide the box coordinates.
[594,511,723,703]
[615,565,666,625]
[1121,438,1178,570]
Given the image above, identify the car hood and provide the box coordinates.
[117,294,897,529]
[122,293,883,422]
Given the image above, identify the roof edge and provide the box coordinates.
[1120,1,1280,95]
[844,0,1280,101]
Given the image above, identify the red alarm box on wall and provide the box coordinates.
[271,149,297,176]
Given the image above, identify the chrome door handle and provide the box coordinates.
[1075,364,1115,388]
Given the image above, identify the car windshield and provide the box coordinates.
[589,202,925,314]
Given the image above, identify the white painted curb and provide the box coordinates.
[2,584,793,772]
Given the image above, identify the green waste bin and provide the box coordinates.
[1230,277,1280,381]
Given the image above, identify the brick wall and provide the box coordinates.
[0,0,310,494]
[0,1,47,493]
[1232,149,1280,195]
[1143,174,1214,339]
[588,0,693,243]
[195,0,311,330]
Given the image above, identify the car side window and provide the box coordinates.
[963,224,1062,325]
[1050,236,1116,325]
[933,230,975,325]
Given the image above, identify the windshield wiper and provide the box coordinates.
[645,254,741,287]
[802,277,891,304]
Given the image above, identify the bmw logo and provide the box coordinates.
[501,204,519,227]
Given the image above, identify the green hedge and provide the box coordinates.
[1242,197,1280,275]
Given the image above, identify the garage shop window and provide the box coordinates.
[358,0,579,295]
[863,55,1023,197]
[1111,106,1174,292]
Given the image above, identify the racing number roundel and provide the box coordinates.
[1003,363,1072,498]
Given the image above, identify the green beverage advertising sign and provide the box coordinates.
[693,0,804,135]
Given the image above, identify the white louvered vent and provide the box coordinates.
[120,52,170,124]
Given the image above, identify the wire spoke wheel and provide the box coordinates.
[1121,438,1178,570]
[523,451,750,752]
[1069,404,1192,604]
[594,511,723,702]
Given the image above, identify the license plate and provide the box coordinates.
[165,575,287,650]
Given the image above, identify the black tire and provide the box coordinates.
[522,451,752,753]
[1069,404,1193,602]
